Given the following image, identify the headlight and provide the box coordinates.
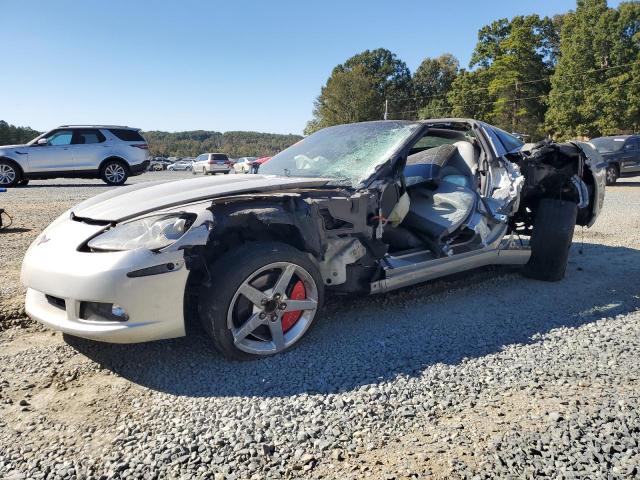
[87,213,196,252]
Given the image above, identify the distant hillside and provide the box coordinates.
[0,121,40,145]
[143,130,303,158]
[0,121,302,158]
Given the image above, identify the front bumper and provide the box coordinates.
[21,218,189,343]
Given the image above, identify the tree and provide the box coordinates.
[484,15,558,137]
[0,120,40,145]
[546,0,640,139]
[413,54,459,119]
[304,65,382,135]
[305,49,411,133]
[448,15,559,139]
[448,69,495,120]
[142,130,303,158]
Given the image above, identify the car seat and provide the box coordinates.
[383,141,478,251]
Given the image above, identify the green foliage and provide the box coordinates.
[413,54,459,119]
[0,120,40,145]
[449,15,558,139]
[305,49,411,134]
[304,65,383,135]
[142,130,302,158]
[546,0,640,139]
[448,69,495,120]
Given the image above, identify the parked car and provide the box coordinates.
[0,125,150,187]
[168,160,193,171]
[149,158,172,171]
[590,135,640,185]
[233,157,257,174]
[192,153,233,175]
[251,156,272,173]
[21,119,604,360]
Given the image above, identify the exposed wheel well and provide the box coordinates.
[215,223,308,259]
[183,222,312,335]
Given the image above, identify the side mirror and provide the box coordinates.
[37,138,48,146]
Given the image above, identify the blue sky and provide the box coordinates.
[0,0,622,135]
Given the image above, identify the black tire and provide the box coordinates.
[198,242,324,360]
[523,198,578,282]
[0,160,21,187]
[605,165,619,186]
[100,159,129,186]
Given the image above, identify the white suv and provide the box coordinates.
[0,125,151,187]
[191,152,233,175]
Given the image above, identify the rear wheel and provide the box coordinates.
[198,242,324,360]
[606,165,619,185]
[101,160,129,186]
[0,161,20,187]
[523,198,578,282]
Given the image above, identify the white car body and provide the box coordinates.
[192,153,233,175]
[0,125,150,186]
[233,157,257,174]
[21,175,329,343]
[167,160,193,171]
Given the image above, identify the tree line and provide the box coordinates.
[0,121,302,158]
[0,121,40,145]
[306,0,640,140]
[142,130,302,158]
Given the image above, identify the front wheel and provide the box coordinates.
[523,198,578,282]
[606,165,619,185]
[0,160,20,187]
[101,160,129,185]
[198,242,324,360]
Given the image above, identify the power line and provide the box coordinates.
[386,78,640,118]
[390,61,638,105]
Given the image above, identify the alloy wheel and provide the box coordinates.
[105,163,126,184]
[0,164,17,186]
[227,262,319,355]
[606,166,617,184]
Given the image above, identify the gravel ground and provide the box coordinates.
[1,173,639,479]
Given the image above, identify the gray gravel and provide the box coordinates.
[1,173,639,479]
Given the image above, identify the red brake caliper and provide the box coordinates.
[281,280,306,333]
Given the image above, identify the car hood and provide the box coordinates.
[71,175,330,222]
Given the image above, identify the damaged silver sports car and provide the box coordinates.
[21,119,605,359]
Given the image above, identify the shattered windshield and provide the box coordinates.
[590,137,626,154]
[260,121,421,186]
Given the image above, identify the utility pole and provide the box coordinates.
[384,99,388,120]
